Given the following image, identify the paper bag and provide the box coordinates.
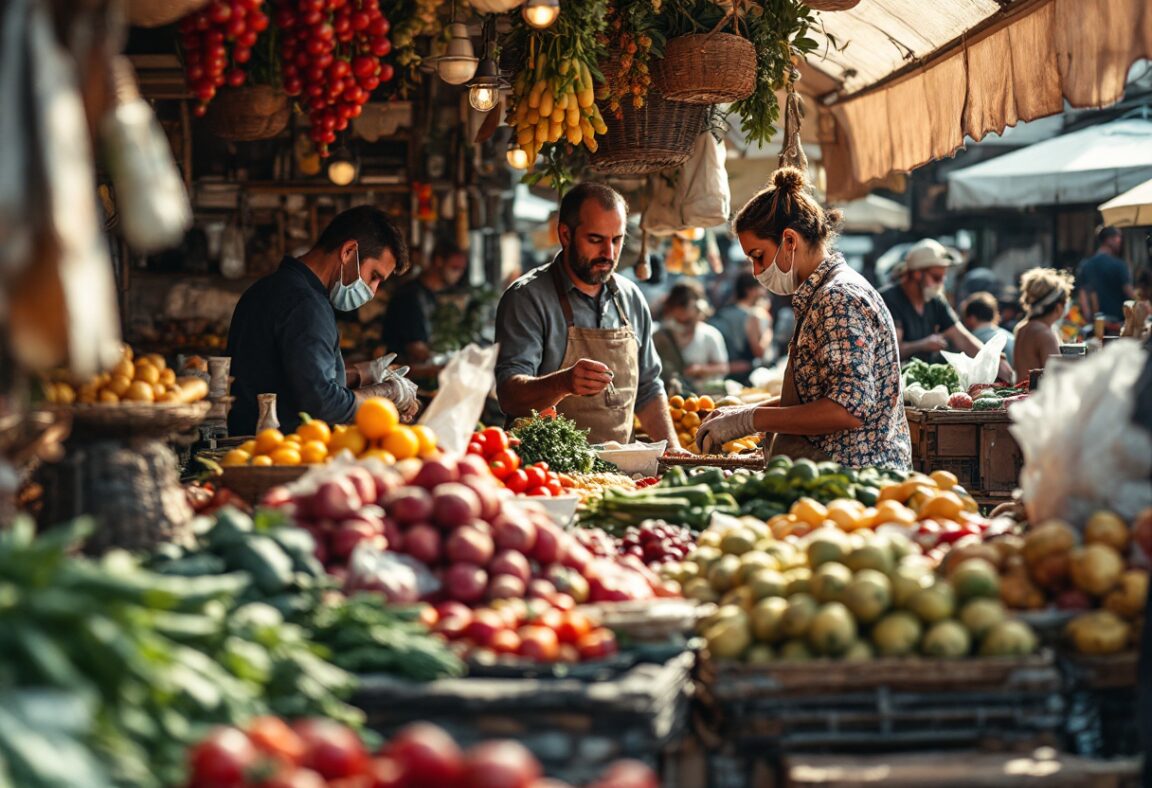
[418,343,499,454]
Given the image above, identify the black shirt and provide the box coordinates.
[226,257,357,436]
[380,278,437,354]
[879,283,959,364]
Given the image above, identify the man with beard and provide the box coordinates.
[495,183,680,446]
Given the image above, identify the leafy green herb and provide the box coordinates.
[510,411,599,474]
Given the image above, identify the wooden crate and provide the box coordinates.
[905,407,1024,504]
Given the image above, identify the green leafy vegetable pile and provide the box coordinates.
[510,411,611,474]
[901,358,962,393]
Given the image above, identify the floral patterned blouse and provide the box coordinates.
[790,254,912,470]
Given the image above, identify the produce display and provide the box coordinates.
[177,0,271,114]
[559,471,640,504]
[901,359,961,394]
[997,509,1150,655]
[904,378,1030,411]
[41,344,209,406]
[185,718,659,788]
[509,411,614,475]
[675,518,1039,662]
[666,394,759,455]
[221,397,438,467]
[466,425,567,497]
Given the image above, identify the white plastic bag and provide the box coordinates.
[345,544,440,604]
[418,343,499,454]
[942,331,1006,391]
[641,132,730,235]
[1009,340,1152,525]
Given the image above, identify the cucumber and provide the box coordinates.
[225,536,294,595]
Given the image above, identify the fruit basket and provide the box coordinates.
[217,464,311,504]
[45,401,211,439]
[585,599,705,642]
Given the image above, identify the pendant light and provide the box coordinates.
[522,0,560,29]
[506,141,530,170]
[326,146,359,185]
[468,16,508,112]
[436,16,479,86]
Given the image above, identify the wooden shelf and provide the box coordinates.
[238,181,410,195]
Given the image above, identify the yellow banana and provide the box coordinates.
[539,89,553,119]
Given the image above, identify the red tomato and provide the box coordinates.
[524,466,547,490]
[385,723,464,786]
[475,427,510,457]
[526,486,553,497]
[247,716,305,766]
[489,628,522,655]
[576,628,618,661]
[554,611,593,645]
[535,607,564,631]
[489,460,513,481]
[258,768,327,788]
[292,719,369,780]
[544,479,563,497]
[188,726,260,787]
[517,626,559,662]
[467,440,485,457]
[503,469,529,494]
[489,448,520,474]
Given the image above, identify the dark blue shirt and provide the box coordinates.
[1077,252,1131,321]
[227,257,357,436]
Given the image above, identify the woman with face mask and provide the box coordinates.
[226,206,419,436]
[1013,267,1076,377]
[652,280,730,393]
[696,168,911,470]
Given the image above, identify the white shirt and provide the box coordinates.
[680,322,729,367]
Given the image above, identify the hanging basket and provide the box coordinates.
[590,59,710,177]
[201,86,291,142]
[653,33,757,105]
[125,0,211,27]
[803,0,861,10]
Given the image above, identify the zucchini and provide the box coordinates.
[224,536,294,595]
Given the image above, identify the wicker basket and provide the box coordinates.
[202,86,292,142]
[49,401,210,440]
[125,0,210,27]
[218,465,310,504]
[654,33,757,105]
[590,73,710,176]
[804,0,860,10]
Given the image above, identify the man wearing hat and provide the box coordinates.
[880,239,1012,381]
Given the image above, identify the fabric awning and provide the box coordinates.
[834,194,911,233]
[809,0,1152,201]
[945,118,1152,209]
[1099,176,1152,227]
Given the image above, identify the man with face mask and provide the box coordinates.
[880,239,1009,380]
[495,183,680,447]
[227,206,416,436]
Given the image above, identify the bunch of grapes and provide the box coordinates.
[178,0,271,116]
[619,522,695,568]
[275,0,395,155]
[570,526,618,559]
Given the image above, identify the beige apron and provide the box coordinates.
[765,265,853,464]
[550,264,639,444]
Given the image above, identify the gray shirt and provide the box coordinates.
[495,258,665,410]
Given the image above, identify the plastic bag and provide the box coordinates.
[1010,340,1152,525]
[641,132,730,236]
[345,544,440,604]
[418,343,499,454]
[942,331,1005,391]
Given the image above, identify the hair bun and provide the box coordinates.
[772,167,807,193]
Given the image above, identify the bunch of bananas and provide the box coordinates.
[507,51,608,165]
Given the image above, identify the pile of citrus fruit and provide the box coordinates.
[221,397,438,468]
[668,394,760,455]
[42,345,208,406]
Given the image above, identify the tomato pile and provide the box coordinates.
[178,0,271,115]
[432,600,620,665]
[275,0,395,154]
[186,717,659,787]
[467,427,565,498]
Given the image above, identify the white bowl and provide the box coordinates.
[524,494,581,526]
[594,441,666,477]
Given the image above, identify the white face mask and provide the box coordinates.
[922,283,943,301]
[755,241,800,296]
[329,245,374,312]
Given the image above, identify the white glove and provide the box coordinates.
[353,357,391,386]
[696,405,760,454]
[361,375,420,422]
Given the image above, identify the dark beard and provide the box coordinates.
[567,247,616,285]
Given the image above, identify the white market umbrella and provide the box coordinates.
[946,119,1152,210]
[1098,176,1152,228]
[834,194,911,234]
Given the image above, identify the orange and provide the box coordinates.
[874,499,917,526]
[269,446,302,466]
[360,448,397,464]
[918,491,965,521]
[669,408,685,422]
[682,397,700,413]
[222,449,251,467]
[328,425,367,457]
[133,361,160,385]
[300,440,329,464]
[253,428,285,455]
[124,381,155,403]
[668,395,685,410]
[410,425,438,457]
[791,497,829,528]
[98,389,120,404]
[929,470,959,490]
[297,417,332,445]
[251,455,274,466]
[681,411,702,429]
[356,397,400,440]
[697,395,715,411]
[159,367,176,386]
[283,434,302,445]
[381,425,420,461]
[237,439,257,455]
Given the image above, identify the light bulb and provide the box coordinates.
[327,159,357,186]
[522,0,560,29]
[506,144,530,170]
[469,84,499,112]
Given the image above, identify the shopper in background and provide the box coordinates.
[381,240,471,364]
[1013,267,1075,377]
[653,279,730,393]
[696,167,911,470]
[956,257,1003,303]
[227,206,415,436]
[960,292,1016,379]
[880,239,1013,381]
[709,271,774,385]
[1077,226,1134,324]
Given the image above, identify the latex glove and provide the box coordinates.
[352,352,397,386]
[696,405,760,455]
[361,375,420,423]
